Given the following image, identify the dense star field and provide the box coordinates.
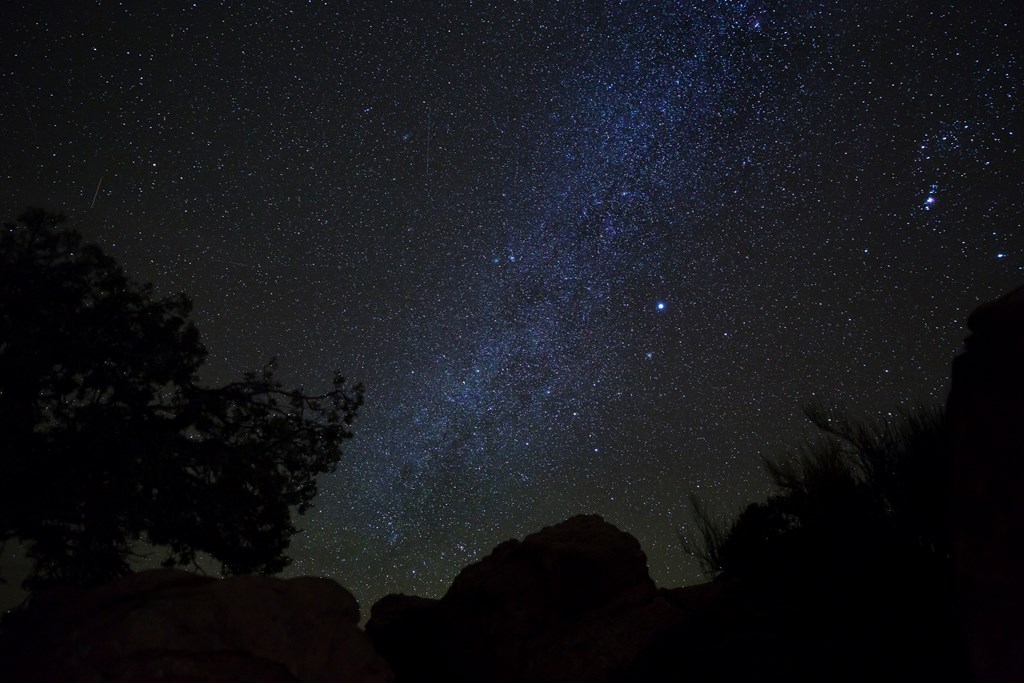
[1,1,1021,607]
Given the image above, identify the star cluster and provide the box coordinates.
[1,1,1021,606]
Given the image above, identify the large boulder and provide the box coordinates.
[366,515,687,683]
[947,285,1024,682]
[0,569,394,683]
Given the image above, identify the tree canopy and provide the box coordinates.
[0,209,362,588]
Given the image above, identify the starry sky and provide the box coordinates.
[1,1,1021,608]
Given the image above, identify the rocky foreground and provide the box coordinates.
[0,565,392,682]
[0,513,966,683]
[1,514,679,682]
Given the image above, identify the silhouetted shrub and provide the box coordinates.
[663,406,967,682]
[681,405,951,582]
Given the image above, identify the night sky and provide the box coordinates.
[1,1,1021,608]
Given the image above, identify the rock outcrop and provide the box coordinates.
[947,285,1024,683]
[366,514,688,683]
[0,569,394,683]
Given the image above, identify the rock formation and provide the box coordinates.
[947,285,1024,682]
[0,569,394,683]
[366,514,689,683]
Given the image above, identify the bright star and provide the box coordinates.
[656,301,666,311]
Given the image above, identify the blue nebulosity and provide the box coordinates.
[337,1,776,591]
[311,0,1022,599]
[1,0,1021,606]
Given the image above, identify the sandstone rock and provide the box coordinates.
[1,569,394,683]
[367,515,687,683]
[442,513,656,633]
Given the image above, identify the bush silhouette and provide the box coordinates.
[681,405,951,583]
[655,406,969,681]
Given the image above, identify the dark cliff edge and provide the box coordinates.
[947,285,1024,683]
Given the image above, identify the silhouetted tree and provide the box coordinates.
[0,209,362,588]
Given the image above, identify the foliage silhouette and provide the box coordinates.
[665,405,967,682]
[681,404,951,581]
[0,209,362,589]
